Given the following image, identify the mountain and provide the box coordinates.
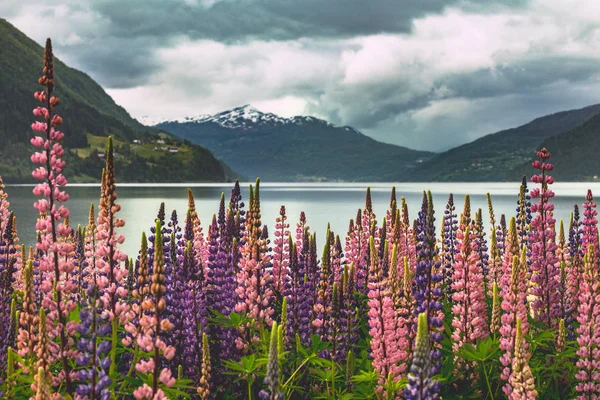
[156,105,434,181]
[0,19,233,183]
[411,104,600,181]
[509,112,600,181]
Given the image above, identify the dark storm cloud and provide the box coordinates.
[91,0,457,41]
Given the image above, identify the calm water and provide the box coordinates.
[5,182,600,258]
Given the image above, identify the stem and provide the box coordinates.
[247,378,253,400]
[482,361,494,400]
[109,318,118,376]
[283,357,311,389]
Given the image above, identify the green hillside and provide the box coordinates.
[0,19,232,183]
[411,104,600,181]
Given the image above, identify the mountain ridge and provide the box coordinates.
[156,105,434,182]
[0,19,235,183]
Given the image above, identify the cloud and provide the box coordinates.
[6,0,600,151]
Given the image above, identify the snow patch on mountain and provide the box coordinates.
[160,105,336,130]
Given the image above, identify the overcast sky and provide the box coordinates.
[4,0,600,151]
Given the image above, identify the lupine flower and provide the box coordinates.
[340,263,359,363]
[367,237,408,397]
[197,333,211,399]
[556,319,566,353]
[497,214,508,259]
[488,228,502,297]
[0,209,17,381]
[385,187,397,242]
[181,239,208,383]
[404,313,440,400]
[75,289,112,400]
[185,189,208,264]
[235,180,275,350]
[207,213,239,363]
[35,366,53,400]
[451,226,489,361]
[509,317,537,400]
[272,205,290,293]
[500,217,520,294]
[400,256,416,356]
[575,245,600,397]
[259,321,284,400]
[582,190,598,253]
[413,191,444,373]
[30,38,76,394]
[441,194,458,293]
[134,221,176,398]
[516,176,532,248]
[285,237,304,345]
[529,148,560,328]
[345,209,369,294]
[490,281,501,334]
[330,234,344,288]
[556,222,574,340]
[314,228,334,342]
[473,209,489,277]
[17,260,37,362]
[500,251,530,396]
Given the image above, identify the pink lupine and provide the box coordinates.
[367,237,408,397]
[30,39,77,394]
[500,250,530,397]
[575,245,600,397]
[451,227,488,360]
[235,180,275,349]
[529,148,560,328]
[345,209,369,294]
[271,205,290,293]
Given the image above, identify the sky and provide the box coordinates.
[4,0,600,151]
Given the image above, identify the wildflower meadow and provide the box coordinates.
[0,38,597,400]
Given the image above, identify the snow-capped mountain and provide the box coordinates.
[162,104,349,130]
[156,105,433,181]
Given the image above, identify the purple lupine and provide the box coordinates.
[284,237,304,345]
[206,214,239,363]
[441,194,458,293]
[296,229,315,346]
[313,230,330,341]
[582,190,598,253]
[182,238,208,384]
[405,313,440,400]
[567,206,584,339]
[413,191,444,374]
[75,292,112,400]
[497,214,507,259]
[165,210,190,371]
[0,212,16,384]
[516,175,532,248]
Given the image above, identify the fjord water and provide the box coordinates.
[6,182,597,257]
